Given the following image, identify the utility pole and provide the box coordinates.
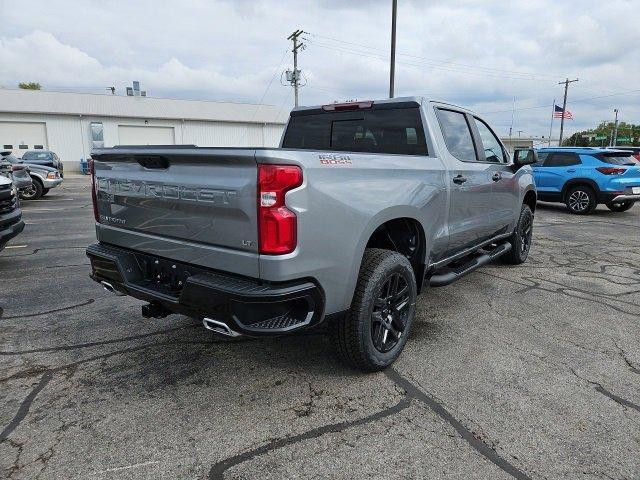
[389,0,397,98]
[611,108,619,147]
[287,29,305,107]
[558,78,578,146]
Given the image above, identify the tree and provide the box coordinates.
[18,82,41,90]
[562,121,639,147]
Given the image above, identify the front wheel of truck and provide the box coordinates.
[501,204,534,265]
[331,248,417,372]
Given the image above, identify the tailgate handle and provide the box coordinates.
[137,156,169,169]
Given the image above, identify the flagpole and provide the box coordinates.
[548,99,555,146]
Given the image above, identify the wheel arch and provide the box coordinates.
[561,178,600,201]
[356,208,428,293]
[29,172,45,187]
[523,188,537,213]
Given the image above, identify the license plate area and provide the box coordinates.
[134,253,203,296]
[632,186,640,194]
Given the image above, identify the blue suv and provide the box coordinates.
[533,147,640,214]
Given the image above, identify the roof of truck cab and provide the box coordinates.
[290,96,421,113]
[290,96,474,115]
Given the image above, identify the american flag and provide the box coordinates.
[553,104,573,119]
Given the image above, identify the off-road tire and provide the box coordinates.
[501,204,534,265]
[565,185,597,215]
[331,248,417,372]
[606,201,634,212]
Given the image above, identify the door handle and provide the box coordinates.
[453,175,467,185]
[566,169,576,173]
[492,173,502,182]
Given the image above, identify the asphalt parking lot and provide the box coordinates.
[1,175,639,480]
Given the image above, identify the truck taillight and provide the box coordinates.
[258,164,302,255]
[90,159,99,222]
[596,166,626,175]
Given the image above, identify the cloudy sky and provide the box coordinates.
[1,0,639,140]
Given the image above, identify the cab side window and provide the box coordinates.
[435,109,477,162]
[543,153,581,167]
[532,152,548,166]
[473,118,507,163]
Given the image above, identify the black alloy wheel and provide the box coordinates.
[501,204,534,265]
[331,248,417,371]
[371,273,411,353]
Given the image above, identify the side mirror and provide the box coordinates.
[513,148,538,169]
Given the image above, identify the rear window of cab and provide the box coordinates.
[282,107,428,155]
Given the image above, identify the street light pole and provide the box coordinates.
[389,0,397,98]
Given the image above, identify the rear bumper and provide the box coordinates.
[599,187,640,204]
[86,243,325,336]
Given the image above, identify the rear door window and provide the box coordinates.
[533,152,549,166]
[543,153,581,167]
[282,107,428,155]
[472,117,507,163]
[435,109,477,162]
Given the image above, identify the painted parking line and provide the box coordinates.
[4,245,27,249]
[21,208,67,212]
[35,197,76,201]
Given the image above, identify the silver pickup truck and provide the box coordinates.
[87,97,537,371]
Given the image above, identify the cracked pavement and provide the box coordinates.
[1,176,639,479]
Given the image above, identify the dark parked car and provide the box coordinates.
[0,175,24,252]
[0,152,63,200]
[20,150,64,176]
[0,154,33,192]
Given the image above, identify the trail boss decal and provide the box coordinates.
[319,154,352,166]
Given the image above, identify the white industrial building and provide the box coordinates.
[0,89,288,172]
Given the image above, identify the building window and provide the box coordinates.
[90,122,104,149]
[3,145,12,149]
[34,145,44,149]
[18,144,28,149]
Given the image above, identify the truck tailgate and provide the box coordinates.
[92,148,259,277]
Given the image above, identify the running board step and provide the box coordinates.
[429,242,512,287]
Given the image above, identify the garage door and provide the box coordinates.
[0,122,48,155]
[118,125,175,146]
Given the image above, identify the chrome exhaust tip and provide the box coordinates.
[101,281,125,296]
[202,318,241,337]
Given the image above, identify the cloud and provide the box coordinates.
[0,0,638,138]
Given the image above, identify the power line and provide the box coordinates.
[479,89,640,115]
[240,48,289,144]
[306,32,562,80]
[305,40,559,83]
